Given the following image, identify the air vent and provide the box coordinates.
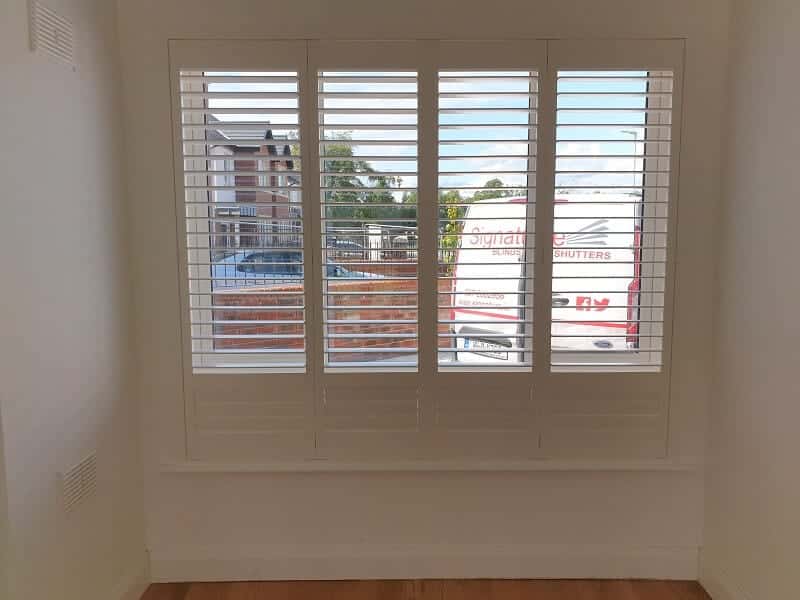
[29,1,75,68]
[62,453,97,513]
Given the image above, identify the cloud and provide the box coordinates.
[203,72,648,195]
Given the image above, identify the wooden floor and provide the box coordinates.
[141,580,711,600]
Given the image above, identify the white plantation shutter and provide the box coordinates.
[167,39,685,463]
[318,70,419,371]
[179,69,306,372]
[550,69,674,372]
[437,70,538,371]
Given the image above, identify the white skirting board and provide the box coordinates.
[150,543,699,582]
[112,551,150,600]
[699,555,749,600]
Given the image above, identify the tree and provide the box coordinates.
[436,178,525,268]
[323,134,414,227]
[471,177,514,201]
[438,190,465,268]
[400,190,417,204]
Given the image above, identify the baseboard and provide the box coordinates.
[699,553,748,600]
[111,550,151,600]
[151,543,698,582]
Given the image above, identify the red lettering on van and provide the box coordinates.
[576,296,610,312]
[470,226,525,247]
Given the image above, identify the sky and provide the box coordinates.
[199,69,664,199]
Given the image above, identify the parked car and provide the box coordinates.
[326,238,366,258]
[210,250,379,289]
[236,250,301,275]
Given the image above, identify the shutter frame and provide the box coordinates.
[167,39,684,463]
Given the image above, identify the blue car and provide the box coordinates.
[210,250,379,289]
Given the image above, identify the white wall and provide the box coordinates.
[701,1,800,599]
[0,410,8,600]
[116,0,729,581]
[0,1,147,598]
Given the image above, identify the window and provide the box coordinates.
[437,70,538,370]
[318,71,419,371]
[551,70,673,371]
[179,69,305,372]
[170,39,684,461]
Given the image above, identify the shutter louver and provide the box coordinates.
[551,70,673,372]
[318,71,419,371]
[179,70,306,372]
[437,71,538,370]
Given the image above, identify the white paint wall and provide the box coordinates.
[115,0,730,582]
[701,1,800,599]
[17,0,800,592]
[0,410,8,600]
[0,1,147,598]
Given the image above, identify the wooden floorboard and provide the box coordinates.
[140,580,711,600]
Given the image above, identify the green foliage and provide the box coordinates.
[437,179,521,268]
[471,177,516,201]
[324,139,519,269]
[324,134,415,227]
[439,189,464,266]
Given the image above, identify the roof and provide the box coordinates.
[205,115,296,169]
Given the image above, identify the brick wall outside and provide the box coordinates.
[336,258,419,277]
[213,279,455,363]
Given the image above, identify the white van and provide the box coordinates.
[450,194,641,364]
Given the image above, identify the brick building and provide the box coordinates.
[207,118,300,257]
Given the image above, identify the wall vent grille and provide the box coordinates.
[29,1,75,67]
[62,453,96,513]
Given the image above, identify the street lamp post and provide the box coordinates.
[621,129,639,189]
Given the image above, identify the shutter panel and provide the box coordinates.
[179,69,306,372]
[539,39,683,459]
[550,69,674,372]
[171,40,314,461]
[437,70,538,371]
[309,43,425,460]
[422,41,546,460]
[318,70,419,372]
